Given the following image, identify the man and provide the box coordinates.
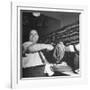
[22,29,54,77]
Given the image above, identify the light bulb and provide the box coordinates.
[32,12,40,17]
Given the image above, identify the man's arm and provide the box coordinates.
[27,43,54,53]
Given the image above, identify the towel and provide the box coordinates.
[44,64,54,76]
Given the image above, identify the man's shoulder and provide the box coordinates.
[23,41,32,47]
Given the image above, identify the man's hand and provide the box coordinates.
[46,44,54,51]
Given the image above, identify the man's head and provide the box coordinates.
[29,30,39,43]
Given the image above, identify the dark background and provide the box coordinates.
[21,10,80,43]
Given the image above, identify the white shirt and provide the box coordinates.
[22,41,44,68]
